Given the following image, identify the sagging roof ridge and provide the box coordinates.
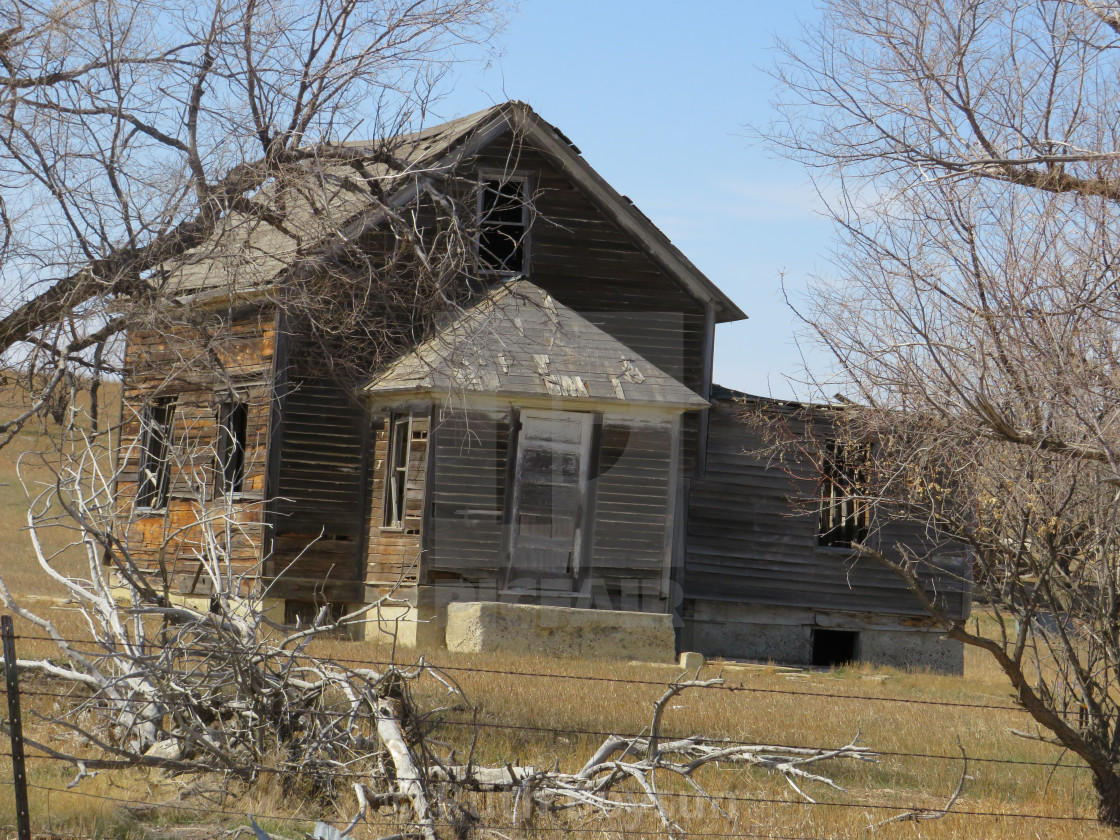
[170,101,746,323]
[710,383,857,412]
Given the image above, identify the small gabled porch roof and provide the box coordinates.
[363,279,710,410]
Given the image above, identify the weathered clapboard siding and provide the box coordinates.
[684,398,970,618]
[426,409,509,580]
[117,307,276,592]
[593,421,672,575]
[471,137,708,400]
[365,412,429,589]
[115,106,731,614]
[265,362,368,602]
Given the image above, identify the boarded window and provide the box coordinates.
[137,400,175,510]
[215,399,248,496]
[478,175,530,274]
[384,414,412,528]
[818,440,869,547]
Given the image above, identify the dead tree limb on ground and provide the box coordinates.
[870,739,968,830]
[340,676,878,840]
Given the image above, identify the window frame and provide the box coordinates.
[476,170,532,276]
[382,413,413,529]
[818,439,870,548]
[136,399,176,511]
[215,398,248,497]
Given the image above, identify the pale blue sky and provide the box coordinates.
[436,0,833,399]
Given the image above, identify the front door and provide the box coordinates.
[506,410,593,592]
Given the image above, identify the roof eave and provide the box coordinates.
[363,384,710,412]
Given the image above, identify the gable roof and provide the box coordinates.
[364,279,711,409]
[467,103,746,323]
[164,102,745,322]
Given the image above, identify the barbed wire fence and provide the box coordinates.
[0,627,1102,840]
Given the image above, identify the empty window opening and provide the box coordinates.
[478,175,530,274]
[384,414,412,528]
[215,399,248,496]
[819,440,870,547]
[812,629,859,667]
[137,399,175,509]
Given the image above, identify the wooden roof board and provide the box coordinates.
[159,102,746,322]
[364,279,710,409]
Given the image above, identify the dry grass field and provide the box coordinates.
[0,390,1113,839]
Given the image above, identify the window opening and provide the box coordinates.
[384,414,412,528]
[478,175,530,274]
[215,399,248,496]
[812,629,859,667]
[137,400,175,509]
[818,439,869,547]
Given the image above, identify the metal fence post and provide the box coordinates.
[1,615,31,840]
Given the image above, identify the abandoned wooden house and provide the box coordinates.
[682,387,970,673]
[115,101,969,672]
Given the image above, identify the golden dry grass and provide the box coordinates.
[0,388,1113,838]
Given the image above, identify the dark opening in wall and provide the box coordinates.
[812,629,859,667]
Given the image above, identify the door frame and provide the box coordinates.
[503,408,595,596]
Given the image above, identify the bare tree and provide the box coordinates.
[0,391,880,836]
[0,0,509,734]
[0,0,504,438]
[765,0,1120,825]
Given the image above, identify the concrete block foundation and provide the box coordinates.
[683,600,963,674]
[445,601,676,662]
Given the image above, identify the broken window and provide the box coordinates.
[137,399,175,510]
[478,174,530,274]
[215,399,248,496]
[818,440,869,547]
[383,414,412,528]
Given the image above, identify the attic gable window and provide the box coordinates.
[478,173,530,274]
[818,440,869,548]
[215,399,248,496]
[383,414,412,528]
[137,399,175,510]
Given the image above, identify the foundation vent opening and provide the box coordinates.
[811,628,859,667]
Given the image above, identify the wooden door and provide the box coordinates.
[506,411,593,590]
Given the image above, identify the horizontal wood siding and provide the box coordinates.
[592,420,673,603]
[472,136,706,470]
[267,371,367,601]
[427,409,509,580]
[117,309,276,593]
[685,400,969,618]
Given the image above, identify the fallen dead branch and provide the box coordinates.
[4,493,880,840]
[870,738,968,830]
[324,675,879,840]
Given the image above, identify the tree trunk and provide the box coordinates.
[1093,767,1120,826]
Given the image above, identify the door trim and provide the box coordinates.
[504,409,594,593]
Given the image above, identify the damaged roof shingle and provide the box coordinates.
[364,280,710,409]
